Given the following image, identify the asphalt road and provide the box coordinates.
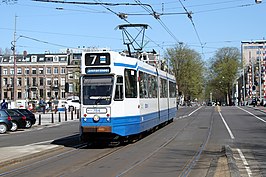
[0,106,265,177]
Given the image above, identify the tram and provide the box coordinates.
[79,49,177,143]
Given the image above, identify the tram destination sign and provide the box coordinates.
[85,67,110,74]
[85,53,110,66]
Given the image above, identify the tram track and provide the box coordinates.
[178,107,214,177]
[1,106,215,177]
[115,106,208,177]
[0,141,129,177]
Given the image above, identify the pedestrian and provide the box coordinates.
[1,99,8,109]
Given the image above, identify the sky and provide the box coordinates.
[0,0,265,60]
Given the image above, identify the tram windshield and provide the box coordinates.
[82,75,114,105]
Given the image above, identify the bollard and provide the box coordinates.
[65,108,67,121]
[38,114,41,125]
[51,113,54,123]
[59,112,61,122]
[77,109,80,119]
[71,110,73,120]
[74,107,77,114]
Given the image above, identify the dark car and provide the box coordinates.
[11,109,36,128]
[0,110,13,134]
[6,109,26,131]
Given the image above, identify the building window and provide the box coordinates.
[39,68,44,74]
[46,67,51,74]
[25,68,30,75]
[26,78,30,86]
[61,78,65,86]
[31,55,37,62]
[39,57,44,61]
[39,77,44,86]
[9,56,14,63]
[61,91,65,99]
[18,91,22,99]
[32,77,37,86]
[4,92,7,99]
[45,57,53,62]
[59,57,67,61]
[3,69,8,75]
[17,78,22,86]
[32,68,37,74]
[3,78,8,86]
[39,89,44,98]
[54,79,59,86]
[54,67,58,74]
[10,78,13,87]
[53,56,59,62]
[10,69,14,75]
[47,91,51,98]
[47,78,52,85]
[61,68,66,74]
[17,68,22,74]
[69,83,74,93]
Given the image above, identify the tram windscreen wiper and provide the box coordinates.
[90,96,111,105]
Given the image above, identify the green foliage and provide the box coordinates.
[208,47,241,105]
[165,43,205,101]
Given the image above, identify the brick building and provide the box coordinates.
[0,51,80,102]
[241,40,266,104]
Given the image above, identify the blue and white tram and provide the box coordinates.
[79,50,177,143]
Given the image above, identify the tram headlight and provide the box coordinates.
[93,114,100,122]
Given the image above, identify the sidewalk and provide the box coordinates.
[247,105,266,113]
[0,111,79,168]
[34,111,80,126]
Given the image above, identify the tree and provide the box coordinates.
[209,47,241,105]
[165,43,205,102]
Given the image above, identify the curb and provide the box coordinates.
[0,145,63,168]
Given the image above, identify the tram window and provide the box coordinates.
[149,75,158,98]
[125,69,137,98]
[139,71,157,98]
[160,78,168,98]
[169,81,176,98]
[114,76,124,101]
[139,71,148,98]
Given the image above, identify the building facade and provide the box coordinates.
[241,40,266,104]
[0,51,81,102]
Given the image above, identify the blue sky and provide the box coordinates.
[0,0,265,60]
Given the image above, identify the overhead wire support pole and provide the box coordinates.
[11,15,17,101]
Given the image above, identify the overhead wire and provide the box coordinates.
[134,0,181,45]
[177,0,205,57]
[32,0,166,50]
[28,0,262,58]
[18,35,74,48]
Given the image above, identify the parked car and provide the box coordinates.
[0,110,13,134]
[6,109,26,131]
[10,109,36,128]
[66,99,80,111]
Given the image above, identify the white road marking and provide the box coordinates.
[220,107,255,177]
[237,148,253,177]
[218,111,235,139]
[237,106,266,123]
